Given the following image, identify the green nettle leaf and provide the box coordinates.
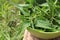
[46,0,55,17]
[55,19,60,24]
[36,0,46,4]
[55,8,60,17]
[40,3,48,7]
[36,20,52,29]
[19,7,30,16]
[58,14,60,18]
[13,4,30,16]
[25,0,35,4]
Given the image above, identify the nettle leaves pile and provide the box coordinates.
[16,0,60,32]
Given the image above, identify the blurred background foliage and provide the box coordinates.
[0,0,23,40]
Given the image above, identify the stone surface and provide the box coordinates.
[23,30,60,40]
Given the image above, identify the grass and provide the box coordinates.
[0,0,25,40]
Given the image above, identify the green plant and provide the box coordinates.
[15,0,60,33]
[1,0,60,40]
